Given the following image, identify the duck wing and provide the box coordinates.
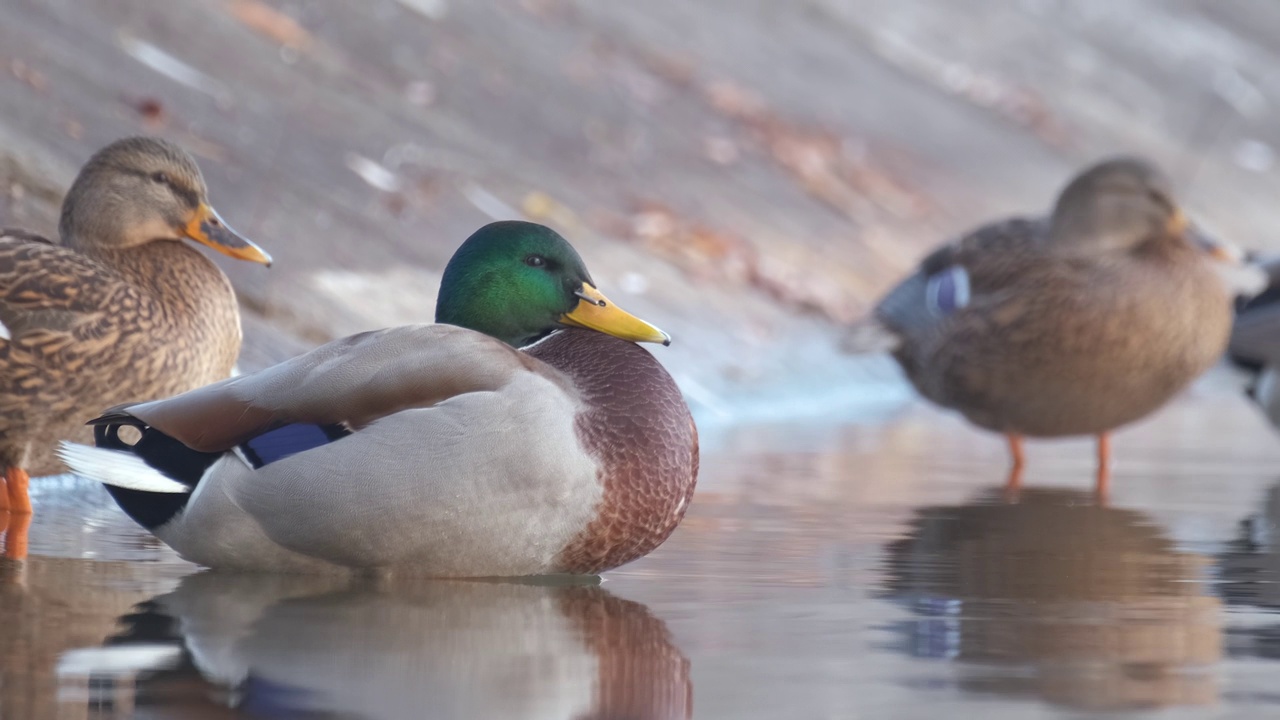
[874,217,1047,340]
[0,231,145,449]
[79,325,596,573]
[0,229,142,341]
[92,324,549,453]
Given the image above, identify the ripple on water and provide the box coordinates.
[26,474,189,566]
[8,384,1280,718]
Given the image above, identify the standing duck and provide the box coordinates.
[60,221,698,576]
[0,137,270,556]
[846,158,1243,498]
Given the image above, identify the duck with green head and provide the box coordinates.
[60,221,698,576]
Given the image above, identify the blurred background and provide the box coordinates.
[6,0,1280,420]
[6,1,1280,718]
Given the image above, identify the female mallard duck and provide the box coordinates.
[59,221,698,576]
[0,137,269,542]
[846,157,1243,497]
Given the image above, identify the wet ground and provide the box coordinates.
[5,368,1280,719]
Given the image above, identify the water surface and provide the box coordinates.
[5,374,1280,719]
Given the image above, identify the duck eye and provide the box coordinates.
[525,255,546,268]
[150,171,169,185]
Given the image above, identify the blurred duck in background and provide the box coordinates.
[1230,254,1280,428]
[845,157,1261,499]
[0,137,270,558]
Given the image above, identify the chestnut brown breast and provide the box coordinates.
[526,329,698,574]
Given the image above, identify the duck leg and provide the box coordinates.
[1,511,29,560]
[1095,433,1111,504]
[3,468,31,515]
[1003,433,1025,502]
[1,468,30,559]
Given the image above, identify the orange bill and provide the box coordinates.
[183,202,272,265]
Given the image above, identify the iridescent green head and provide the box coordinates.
[435,221,669,348]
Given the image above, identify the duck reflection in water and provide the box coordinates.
[883,486,1221,711]
[58,573,692,720]
[1218,480,1280,662]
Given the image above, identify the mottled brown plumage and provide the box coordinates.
[849,157,1239,489]
[0,136,269,524]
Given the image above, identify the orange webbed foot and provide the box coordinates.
[4,468,30,515]
[1,511,29,559]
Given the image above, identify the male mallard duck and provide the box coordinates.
[59,221,698,576]
[846,157,1243,497]
[0,137,269,549]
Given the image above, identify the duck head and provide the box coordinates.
[435,221,670,348]
[1048,157,1183,253]
[58,136,271,265]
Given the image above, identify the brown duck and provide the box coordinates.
[0,137,270,550]
[847,157,1242,497]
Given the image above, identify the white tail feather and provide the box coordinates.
[57,645,183,677]
[56,442,190,494]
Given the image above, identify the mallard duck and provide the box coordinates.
[59,221,698,576]
[0,137,269,548]
[1229,253,1280,426]
[846,157,1243,497]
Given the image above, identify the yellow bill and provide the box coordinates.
[561,283,671,346]
[183,202,272,266]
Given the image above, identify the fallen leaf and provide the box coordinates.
[229,0,313,50]
[131,97,167,128]
[9,60,47,92]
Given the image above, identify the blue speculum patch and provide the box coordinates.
[240,423,352,468]
[926,265,970,316]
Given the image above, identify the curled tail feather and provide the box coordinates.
[56,442,190,494]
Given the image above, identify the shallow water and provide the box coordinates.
[5,372,1280,719]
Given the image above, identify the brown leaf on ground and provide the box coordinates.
[625,200,870,321]
[629,200,756,285]
[9,60,47,92]
[228,0,313,50]
[702,79,932,223]
[130,97,167,128]
[523,191,581,232]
